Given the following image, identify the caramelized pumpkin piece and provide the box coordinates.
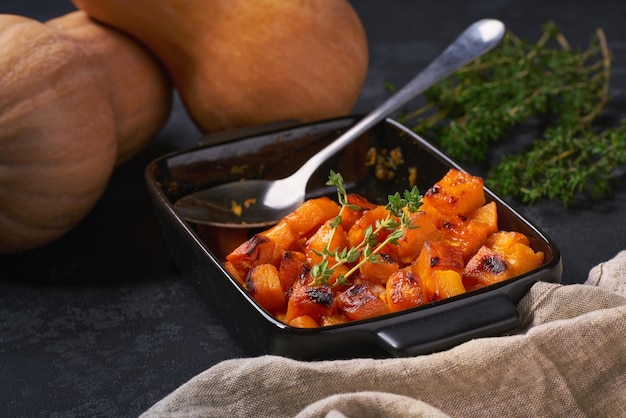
[226,234,276,278]
[486,231,544,277]
[347,205,397,257]
[285,284,334,322]
[246,263,285,313]
[278,251,307,292]
[288,315,319,328]
[261,219,300,256]
[340,193,378,230]
[441,201,498,262]
[462,246,512,289]
[359,253,399,285]
[395,211,442,264]
[423,169,485,217]
[303,220,348,266]
[225,219,299,278]
[463,231,544,290]
[283,196,340,236]
[431,269,466,299]
[413,240,465,302]
[336,282,389,321]
[385,269,424,312]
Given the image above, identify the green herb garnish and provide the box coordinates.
[309,171,422,286]
[397,22,626,206]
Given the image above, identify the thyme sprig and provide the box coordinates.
[397,22,626,206]
[309,171,422,287]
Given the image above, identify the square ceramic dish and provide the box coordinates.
[145,116,562,360]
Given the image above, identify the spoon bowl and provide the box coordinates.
[174,19,506,228]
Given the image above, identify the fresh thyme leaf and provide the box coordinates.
[309,172,423,286]
[397,22,626,206]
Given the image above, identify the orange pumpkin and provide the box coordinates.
[71,0,369,134]
[0,11,171,254]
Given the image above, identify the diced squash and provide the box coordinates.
[441,215,494,262]
[419,199,445,229]
[336,282,389,321]
[320,315,347,326]
[486,230,531,253]
[359,253,399,285]
[396,211,442,264]
[261,219,300,256]
[347,205,397,256]
[285,284,334,322]
[423,169,485,217]
[340,194,378,230]
[469,201,498,231]
[413,240,465,302]
[303,220,348,266]
[385,269,424,312]
[485,231,544,276]
[432,269,466,299]
[246,264,285,312]
[288,315,319,328]
[283,196,340,236]
[463,246,513,289]
[225,234,276,278]
[278,251,307,292]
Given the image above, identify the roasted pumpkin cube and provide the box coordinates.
[395,211,442,264]
[419,199,445,229]
[285,285,334,322]
[485,230,531,253]
[463,246,513,289]
[469,201,498,231]
[385,269,424,312]
[246,263,285,312]
[439,201,499,262]
[261,219,300,256]
[485,231,544,276]
[503,242,544,277]
[336,282,389,321]
[278,251,307,292]
[287,315,319,328]
[413,240,465,302]
[347,205,397,257]
[340,193,378,230]
[303,220,348,266]
[320,315,348,327]
[431,269,466,299]
[423,169,485,217]
[226,234,276,278]
[441,216,493,262]
[359,253,399,285]
[283,196,340,236]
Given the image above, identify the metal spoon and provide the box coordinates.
[174,19,505,228]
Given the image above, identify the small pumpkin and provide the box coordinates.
[0,11,172,254]
[71,0,369,134]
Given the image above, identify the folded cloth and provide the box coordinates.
[141,251,626,418]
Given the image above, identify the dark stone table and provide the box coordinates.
[1,1,624,416]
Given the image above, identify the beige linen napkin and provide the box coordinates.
[142,251,626,418]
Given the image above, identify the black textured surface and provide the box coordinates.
[1,1,625,416]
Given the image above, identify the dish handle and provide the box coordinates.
[375,294,520,357]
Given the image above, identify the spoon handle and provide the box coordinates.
[293,19,505,182]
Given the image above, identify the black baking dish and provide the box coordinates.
[145,116,562,360]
